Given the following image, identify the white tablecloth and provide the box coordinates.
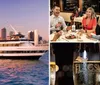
[50,30,99,43]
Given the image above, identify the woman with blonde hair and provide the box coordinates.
[82,7,97,33]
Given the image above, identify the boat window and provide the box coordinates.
[0,50,45,53]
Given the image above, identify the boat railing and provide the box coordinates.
[35,44,48,46]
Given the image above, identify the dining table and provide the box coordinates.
[50,29,99,43]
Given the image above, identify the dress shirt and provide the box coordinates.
[50,14,67,31]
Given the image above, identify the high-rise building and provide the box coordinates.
[38,35,42,41]
[34,29,38,45]
[28,30,39,45]
[1,27,6,40]
[28,31,34,40]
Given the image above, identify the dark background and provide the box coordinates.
[51,43,100,85]
[50,0,100,13]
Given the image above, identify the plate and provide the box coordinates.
[65,34,76,39]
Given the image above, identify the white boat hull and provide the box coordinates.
[0,53,46,59]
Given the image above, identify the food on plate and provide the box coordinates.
[65,34,76,39]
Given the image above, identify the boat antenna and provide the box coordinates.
[10,24,18,34]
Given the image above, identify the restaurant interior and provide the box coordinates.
[50,0,100,42]
[50,0,100,24]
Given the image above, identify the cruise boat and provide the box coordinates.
[0,40,48,59]
[0,26,48,59]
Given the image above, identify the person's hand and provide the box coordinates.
[55,22,62,28]
[57,31,62,35]
[66,26,72,31]
[87,32,92,38]
[80,29,85,33]
[83,14,86,18]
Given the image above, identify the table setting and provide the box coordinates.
[50,29,99,43]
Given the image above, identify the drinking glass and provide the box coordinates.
[50,63,56,85]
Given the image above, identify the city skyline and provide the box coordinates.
[0,0,49,40]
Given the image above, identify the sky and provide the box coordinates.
[0,0,49,40]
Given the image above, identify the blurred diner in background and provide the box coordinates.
[50,0,100,42]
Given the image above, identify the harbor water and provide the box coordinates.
[0,52,49,85]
